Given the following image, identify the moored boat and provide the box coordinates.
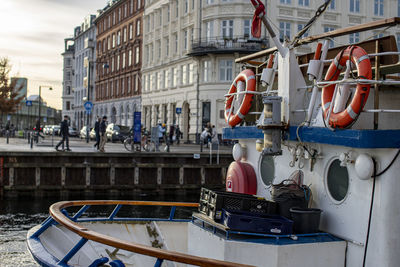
[28,1,400,266]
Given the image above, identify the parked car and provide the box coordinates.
[49,125,60,135]
[80,126,93,139]
[43,125,52,135]
[89,128,96,140]
[68,127,79,137]
[106,123,130,142]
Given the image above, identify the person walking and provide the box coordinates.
[99,116,108,152]
[169,124,175,145]
[93,117,101,150]
[175,125,182,145]
[55,115,70,151]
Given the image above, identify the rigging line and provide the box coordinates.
[361,25,393,43]
[362,158,377,267]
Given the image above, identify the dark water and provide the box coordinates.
[0,193,199,267]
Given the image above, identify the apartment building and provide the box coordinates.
[61,38,74,122]
[73,15,97,130]
[142,0,267,142]
[94,0,143,127]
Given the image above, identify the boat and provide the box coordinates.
[27,1,400,266]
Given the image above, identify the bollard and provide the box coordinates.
[28,132,30,144]
[200,141,203,153]
[6,131,9,144]
[31,136,33,149]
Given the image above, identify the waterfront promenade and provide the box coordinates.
[0,136,231,154]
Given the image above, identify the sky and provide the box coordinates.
[0,0,107,109]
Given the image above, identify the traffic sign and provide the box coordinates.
[176,107,182,114]
[84,101,93,111]
[26,100,32,106]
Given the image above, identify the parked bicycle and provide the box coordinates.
[123,129,155,152]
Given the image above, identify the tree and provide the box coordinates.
[0,57,24,124]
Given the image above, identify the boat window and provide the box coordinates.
[259,155,275,185]
[327,159,349,202]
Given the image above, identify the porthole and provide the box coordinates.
[259,154,275,186]
[326,159,349,203]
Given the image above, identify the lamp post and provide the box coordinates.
[38,85,52,133]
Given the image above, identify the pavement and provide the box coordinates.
[0,136,233,154]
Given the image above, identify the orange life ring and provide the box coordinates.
[225,69,256,127]
[322,46,372,128]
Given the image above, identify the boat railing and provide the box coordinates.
[29,200,254,267]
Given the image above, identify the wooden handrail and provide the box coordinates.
[49,200,255,267]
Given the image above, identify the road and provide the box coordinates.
[0,136,232,154]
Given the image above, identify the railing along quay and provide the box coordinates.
[0,152,231,198]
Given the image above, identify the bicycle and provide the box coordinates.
[124,134,155,152]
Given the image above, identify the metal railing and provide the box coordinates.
[29,200,254,267]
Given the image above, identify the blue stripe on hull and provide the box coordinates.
[222,126,400,148]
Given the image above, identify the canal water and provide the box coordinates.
[0,193,198,267]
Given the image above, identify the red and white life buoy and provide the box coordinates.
[322,46,372,128]
[225,69,256,127]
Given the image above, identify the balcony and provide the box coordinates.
[188,35,269,57]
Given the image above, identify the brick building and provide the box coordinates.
[94,0,143,127]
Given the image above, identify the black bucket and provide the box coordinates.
[278,197,307,219]
[289,207,322,234]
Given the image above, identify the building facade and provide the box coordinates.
[61,38,74,122]
[73,15,97,130]
[94,0,143,127]
[141,0,267,142]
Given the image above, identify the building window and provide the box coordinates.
[117,55,120,71]
[127,76,131,93]
[135,47,140,64]
[398,0,400,16]
[324,26,335,48]
[185,0,188,13]
[203,60,211,82]
[219,60,233,81]
[207,0,214,4]
[244,19,251,38]
[112,34,116,48]
[129,24,133,39]
[297,24,309,37]
[136,19,141,36]
[130,0,133,13]
[158,72,163,89]
[122,52,126,69]
[188,63,193,84]
[159,9,162,26]
[154,72,158,90]
[121,78,125,95]
[157,40,161,58]
[165,37,169,56]
[222,20,233,38]
[374,0,384,16]
[349,32,360,44]
[350,0,360,13]
[280,0,291,4]
[137,0,141,9]
[182,65,187,85]
[66,101,70,110]
[175,34,178,53]
[123,27,127,43]
[129,50,132,66]
[117,31,121,46]
[206,21,214,41]
[163,69,168,88]
[298,0,309,6]
[279,22,291,42]
[176,0,179,17]
[172,67,178,87]
[184,30,188,50]
[167,4,170,22]
[328,0,335,10]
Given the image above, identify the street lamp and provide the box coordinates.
[38,85,52,133]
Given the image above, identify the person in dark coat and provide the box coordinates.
[55,115,70,151]
[99,116,108,152]
[175,125,182,145]
[93,117,101,150]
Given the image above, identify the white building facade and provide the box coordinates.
[73,15,97,130]
[61,38,74,122]
[141,0,267,142]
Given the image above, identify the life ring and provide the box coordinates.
[225,69,256,127]
[322,46,372,128]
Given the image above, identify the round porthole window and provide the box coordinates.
[259,154,275,185]
[327,159,349,202]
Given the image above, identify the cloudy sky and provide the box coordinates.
[0,0,107,109]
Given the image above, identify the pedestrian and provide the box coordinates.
[55,115,71,151]
[98,116,108,152]
[93,117,101,150]
[175,125,182,145]
[169,124,175,145]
